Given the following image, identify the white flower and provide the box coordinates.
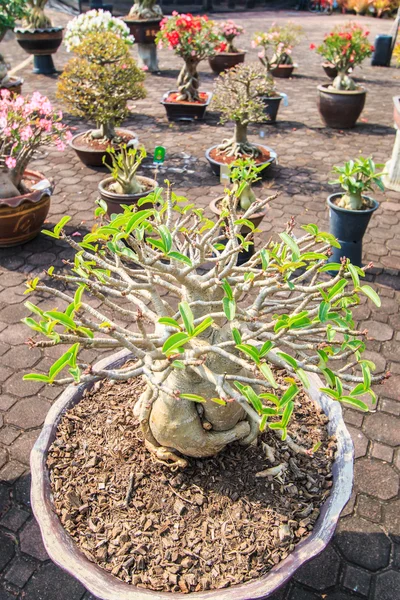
[64,9,134,52]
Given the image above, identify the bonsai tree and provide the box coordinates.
[253,22,303,76]
[0,90,70,197]
[104,145,147,194]
[330,157,385,210]
[23,176,385,467]
[155,12,221,102]
[57,31,146,142]
[311,23,373,90]
[128,0,163,20]
[223,158,267,211]
[212,63,275,158]
[23,0,52,29]
[0,0,28,37]
[217,19,244,53]
[64,9,134,53]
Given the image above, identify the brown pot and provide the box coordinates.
[14,26,63,56]
[317,84,366,129]
[271,64,295,78]
[98,176,157,215]
[205,144,277,179]
[0,76,23,96]
[69,129,138,168]
[0,170,53,247]
[322,62,338,79]
[122,17,161,44]
[208,51,246,75]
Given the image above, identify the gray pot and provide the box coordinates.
[98,175,157,215]
[31,349,354,600]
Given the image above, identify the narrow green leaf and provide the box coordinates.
[23,373,50,382]
[45,311,77,330]
[318,301,331,323]
[259,341,273,358]
[278,384,299,408]
[180,393,206,403]
[158,317,181,329]
[211,397,227,406]
[168,251,192,266]
[162,332,190,355]
[360,285,381,307]
[179,302,194,336]
[339,395,369,411]
[276,352,298,369]
[236,344,260,364]
[223,297,236,321]
[328,278,347,300]
[281,400,294,427]
[259,363,278,388]
[192,317,213,337]
[232,328,242,345]
[296,368,310,389]
[280,232,300,261]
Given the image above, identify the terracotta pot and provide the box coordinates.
[261,93,284,123]
[317,84,366,129]
[322,62,338,79]
[161,90,212,122]
[205,144,277,178]
[0,76,23,96]
[271,64,294,78]
[14,26,63,74]
[122,17,161,44]
[69,129,138,168]
[208,51,246,75]
[31,348,354,600]
[0,170,53,247]
[98,175,157,215]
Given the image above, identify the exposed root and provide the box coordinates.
[284,433,309,456]
[145,439,188,470]
[255,463,287,478]
[216,139,260,159]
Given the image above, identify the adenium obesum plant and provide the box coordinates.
[64,9,134,53]
[23,179,385,467]
[217,19,244,53]
[128,0,163,20]
[155,12,221,102]
[224,159,267,211]
[104,145,147,195]
[212,63,275,158]
[311,23,373,90]
[253,22,303,75]
[23,0,52,29]
[0,90,71,195]
[330,157,385,210]
[57,31,146,141]
[0,0,28,36]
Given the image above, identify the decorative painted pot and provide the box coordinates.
[69,129,138,168]
[161,91,212,122]
[327,192,378,268]
[0,170,53,247]
[205,144,277,178]
[271,64,294,78]
[122,17,161,44]
[208,51,246,75]
[317,84,366,129]
[14,26,64,74]
[31,348,354,600]
[98,175,157,215]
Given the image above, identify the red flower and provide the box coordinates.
[309,43,316,50]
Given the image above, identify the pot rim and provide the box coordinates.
[31,349,353,600]
[14,25,64,34]
[318,83,366,96]
[205,144,277,167]
[161,90,213,106]
[209,196,266,221]
[69,129,138,155]
[98,175,158,201]
[210,50,246,57]
[121,16,162,23]
[261,92,284,101]
[0,169,54,208]
[327,192,379,215]
[0,75,24,88]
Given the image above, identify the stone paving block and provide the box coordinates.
[383,499,400,537]
[335,517,391,571]
[288,587,319,599]
[0,428,20,446]
[4,556,36,588]
[6,398,50,430]
[9,430,40,466]
[20,519,49,562]
[294,545,341,590]
[0,447,7,470]
[23,563,86,600]
[363,413,400,447]
[357,495,382,523]
[362,321,393,342]
[374,571,400,600]
[343,564,371,597]
[0,506,30,532]
[0,460,26,484]
[0,483,10,517]
[0,531,15,572]
[371,442,394,463]
[0,584,15,600]
[348,426,368,459]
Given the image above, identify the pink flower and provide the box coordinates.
[56,141,66,152]
[20,125,33,141]
[0,89,10,99]
[5,156,17,169]
[141,65,149,71]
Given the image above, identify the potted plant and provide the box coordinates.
[311,23,373,129]
[25,179,385,599]
[98,145,158,214]
[0,53,23,95]
[0,0,27,92]
[14,0,64,75]
[0,90,70,246]
[206,63,277,177]
[328,157,385,267]
[57,31,146,168]
[345,0,373,14]
[155,12,221,121]
[64,9,134,53]
[372,0,392,17]
[209,20,245,75]
[253,22,303,79]
[122,0,163,72]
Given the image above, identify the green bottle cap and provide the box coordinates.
[153,146,166,164]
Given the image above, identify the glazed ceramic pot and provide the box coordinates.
[322,62,338,79]
[208,51,246,75]
[161,91,212,122]
[271,64,294,78]
[317,84,366,129]
[0,170,53,247]
[122,17,161,44]
[31,348,354,600]
[98,176,157,215]
[14,26,63,74]
[69,129,138,168]
[205,145,277,178]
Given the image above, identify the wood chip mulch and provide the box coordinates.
[47,374,336,594]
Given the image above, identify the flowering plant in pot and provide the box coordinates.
[122,0,163,72]
[0,53,23,95]
[206,63,278,176]
[311,23,373,129]
[64,9,134,52]
[98,144,158,214]
[0,90,70,246]
[155,12,221,120]
[14,0,64,75]
[209,20,245,75]
[26,180,385,598]
[327,157,385,267]
[57,31,146,168]
[253,22,303,79]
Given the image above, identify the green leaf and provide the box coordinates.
[172,360,186,369]
[192,317,213,337]
[259,341,274,358]
[360,285,381,307]
[24,301,45,317]
[319,263,342,272]
[236,344,260,364]
[260,249,270,270]
[211,397,227,406]
[279,232,300,261]
[158,317,181,329]
[318,301,331,323]
[158,225,172,253]
[339,395,369,411]
[126,209,154,234]
[320,387,340,400]
[168,251,192,266]
[276,352,298,369]
[278,384,299,408]
[23,373,50,382]
[281,400,294,427]
[259,363,278,388]
[221,279,233,300]
[296,368,310,389]
[147,237,165,252]
[179,302,194,336]
[260,414,268,431]
[45,311,77,330]
[232,328,242,345]
[244,387,263,413]
[328,279,347,300]
[48,346,79,382]
[361,362,371,389]
[347,263,360,288]
[162,332,190,355]
[259,392,279,405]
[180,393,206,403]
[223,297,236,321]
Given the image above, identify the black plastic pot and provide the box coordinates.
[208,51,245,75]
[317,84,366,129]
[14,27,63,74]
[327,193,379,267]
[161,90,212,122]
[205,145,277,178]
[261,94,284,123]
[98,176,157,215]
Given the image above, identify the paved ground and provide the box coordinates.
[0,7,399,600]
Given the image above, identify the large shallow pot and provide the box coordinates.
[122,17,161,44]
[69,129,138,168]
[98,175,157,215]
[31,348,353,600]
[0,170,53,247]
[14,27,63,74]
[208,51,246,75]
[318,84,366,129]
[161,90,212,122]
[205,144,277,178]
[271,64,294,78]
[327,192,378,268]
[261,93,284,123]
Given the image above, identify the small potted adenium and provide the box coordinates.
[0,90,70,246]
[122,0,163,72]
[98,145,158,214]
[311,23,373,129]
[64,10,134,53]
[26,181,384,599]
[206,63,277,176]
[156,12,221,121]
[253,22,303,79]
[57,31,146,168]
[328,157,385,267]
[209,19,245,75]
[14,0,64,75]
